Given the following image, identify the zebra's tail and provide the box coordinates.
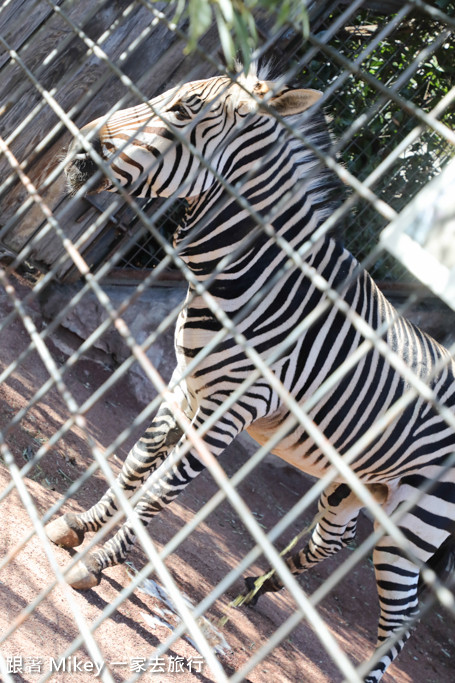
[418,533,455,598]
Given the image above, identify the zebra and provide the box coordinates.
[45,66,455,682]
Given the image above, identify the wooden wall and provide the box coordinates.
[0,0,222,279]
[0,0,397,281]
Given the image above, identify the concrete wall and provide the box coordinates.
[40,281,455,410]
[40,281,186,406]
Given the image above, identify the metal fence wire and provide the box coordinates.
[1,1,455,682]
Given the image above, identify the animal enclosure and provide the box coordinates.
[1,1,455,682]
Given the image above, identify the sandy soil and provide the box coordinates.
[0,272,454,683]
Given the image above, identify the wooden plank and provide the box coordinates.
[97,268,186,287]
[0,0,184,264]
[0,0,330,279]
[0,0,59,69]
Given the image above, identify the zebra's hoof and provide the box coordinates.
[65,560,101,590]
[45,514,84,548]
[243,575,283,606]
[243,576,263,606]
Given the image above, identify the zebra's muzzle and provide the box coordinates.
[64,128,111,195]
[65,155,110,195]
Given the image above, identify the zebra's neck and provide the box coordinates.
[175,114,340,290]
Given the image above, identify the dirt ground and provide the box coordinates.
[0,271,454,683]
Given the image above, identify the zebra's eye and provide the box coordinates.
[168,103,189,121]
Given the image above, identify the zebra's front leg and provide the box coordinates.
[61,411,244,589]
[45,403,182,560]
[244,482,363,604]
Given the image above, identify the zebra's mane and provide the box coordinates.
[234,60,272,81]
[234,64,342,229]
[233,62,335,166]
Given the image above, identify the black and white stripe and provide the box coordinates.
[49,67,455,682]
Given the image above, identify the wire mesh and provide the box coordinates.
[0,1,455,682]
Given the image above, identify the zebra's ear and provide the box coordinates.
[267,88,323,117]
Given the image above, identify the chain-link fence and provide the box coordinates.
[1,1,455,682]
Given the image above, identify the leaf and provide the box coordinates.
[186,0,212,51]
[217,0,234,24]
[213,4,236,66]
[232,11,255,72]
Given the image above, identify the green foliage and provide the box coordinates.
[167,0,309,71]
[303,10,455,280]
[143,2,454,284]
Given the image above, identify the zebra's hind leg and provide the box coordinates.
[363,541,420,683]
[45,403,182,583]
[244,481,366,605]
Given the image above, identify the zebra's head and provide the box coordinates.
[65,69,322,199]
